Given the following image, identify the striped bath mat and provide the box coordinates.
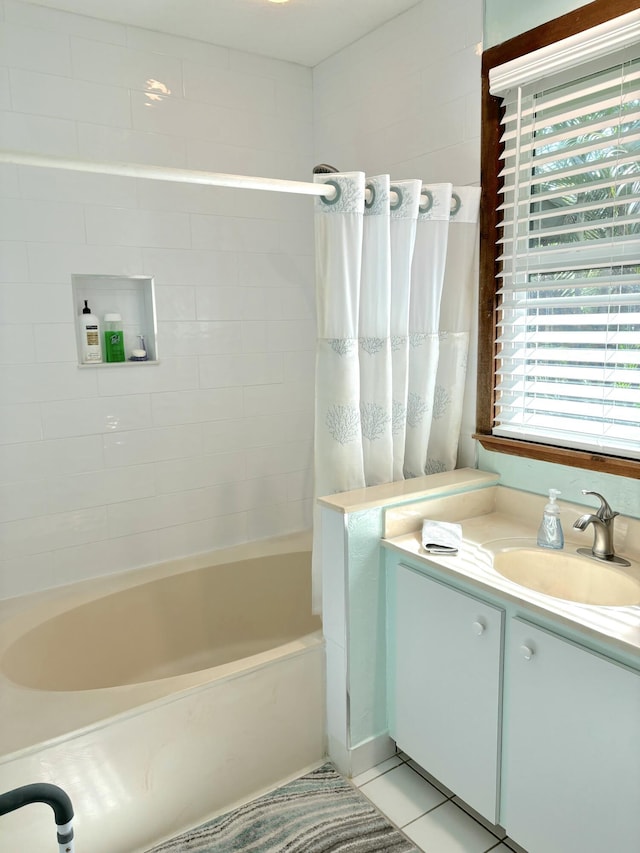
[147,763,418,852]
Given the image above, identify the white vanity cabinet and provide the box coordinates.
[390,563,504,823]
[503,618,640,853]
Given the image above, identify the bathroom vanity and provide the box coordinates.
[383,490,640,853]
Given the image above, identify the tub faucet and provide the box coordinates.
[573,490,630,567]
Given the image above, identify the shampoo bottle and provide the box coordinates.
[537,488,564,550]
[103,313,125,362]
[79,300,102,363]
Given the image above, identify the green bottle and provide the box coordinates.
[103,313,125,362]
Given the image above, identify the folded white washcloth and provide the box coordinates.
[421,519,462,554]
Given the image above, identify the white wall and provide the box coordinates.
[0,0,316,598]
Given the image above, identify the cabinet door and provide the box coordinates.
[504,618,640,853]
[392,564,504,822]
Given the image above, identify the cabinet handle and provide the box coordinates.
[520,644,535,660]
[472,620,485,636]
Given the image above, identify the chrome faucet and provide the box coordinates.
[573,490,630,567]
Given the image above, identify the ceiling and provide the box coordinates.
[29,0,423,66]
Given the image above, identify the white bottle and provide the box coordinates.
[79,299,102,363]
[536,488,564,550]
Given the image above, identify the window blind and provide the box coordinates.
[493,49,640,459]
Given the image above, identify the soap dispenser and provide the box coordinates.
[79,299,102,364]
[537,488,564,550]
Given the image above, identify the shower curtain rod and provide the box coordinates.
[0,149,339,199]
[0,150,407,205]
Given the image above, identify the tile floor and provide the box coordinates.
[351,753,528,853]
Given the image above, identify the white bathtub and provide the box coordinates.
[0,531,325,853]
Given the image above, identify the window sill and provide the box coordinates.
[473,433,640,480]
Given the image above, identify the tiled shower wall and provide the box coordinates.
[0,0,316,597]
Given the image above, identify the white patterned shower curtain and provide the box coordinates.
[312,171,480,610]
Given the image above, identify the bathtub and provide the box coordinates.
[0,531,324,853]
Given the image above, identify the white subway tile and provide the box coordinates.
[5,0,127,45]
[0,479,49,522]
[153,512,247,563]
[107,487,218,538]
[185,139,278,179]
[195,286,245,322]
[0,284,74,323]
[0,323,35,363]
[70,36,183,94]
[287,467,314,501]
[150,388,243,426]
[190,215,281,254]
[85,206,191,250]
[0,402,42,444]
[0,242,29,282]
[0,67,10,110]
[26,243,143,283]
[10,67,131,127]
[102,530,160,575]
[157,321,243,357]
[0,361,97,404]
[41,394,152,439]
[201,417,254,454]
[0,505,108,559]
[278,286,314,320]
[154,286,196,321]
[282,349,315,382]
[77,121,187,169]
[239,287,283,321]
[229,50,311,88]
[198,352,283,389]
[0,109,78,157]
[96,357,198,396]
[34,322,78,363]
[0,435,103,483]
[183,61,275,114]
[0,163,19,197]
[18,166,138,208]
[243,380,313,417]
[102,423,203,467]
[240,474,290,510]
[0,21,72,76]
[245,439,313,478]
[246,498,312,540]
[0,197,85,243]
[266,319,316,352]
[275,81,313,121]
[154,450,245,493]
[130,89,226,141]
[126,26,229,68]
[0,552,54,599]
[141,247,238,286]
[237,252,314,287]
[47,463,155,513]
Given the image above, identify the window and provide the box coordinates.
[477,0,640,478]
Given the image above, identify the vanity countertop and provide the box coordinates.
[383,492,640,658]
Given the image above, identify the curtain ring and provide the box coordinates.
[450,192,461,216]
[390,185,403,210]
[320,179,342,206]
[365,181,376,209]
[420,188,433,213]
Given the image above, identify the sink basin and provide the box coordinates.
[492,548,640,606]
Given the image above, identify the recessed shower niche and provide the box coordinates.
[72,274,158,366]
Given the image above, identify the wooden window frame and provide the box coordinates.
[475,0,640,480]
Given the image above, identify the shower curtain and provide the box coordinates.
[312,171,480,610]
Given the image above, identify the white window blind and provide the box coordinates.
[492,43,640,459]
